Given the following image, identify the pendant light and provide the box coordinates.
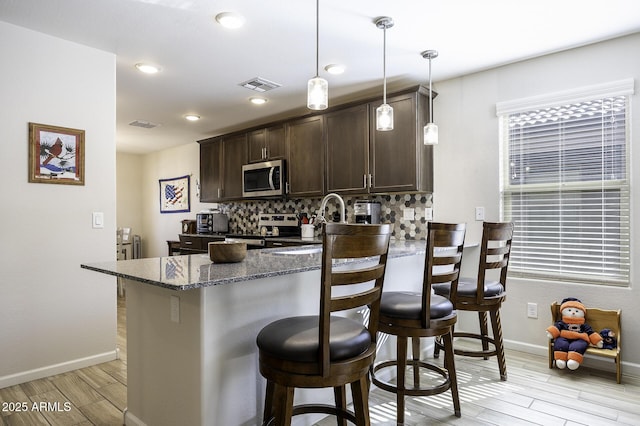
[422,49,439,145]
[375,17,394,131]
[307,0,328,110]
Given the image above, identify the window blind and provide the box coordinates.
[499,85,632,285]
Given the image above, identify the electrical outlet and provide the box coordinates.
[425,207,433,221]
[170,295,180,323]
[403,207,415,221]
[475,206,485,221]
[527,302,538,319]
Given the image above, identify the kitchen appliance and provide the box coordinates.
[242,159,285,198]
[354,200,381,224]
[196,211,229,234]
[225,213,300,249]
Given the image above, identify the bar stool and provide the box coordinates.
[433,221,514,381]
[256,223,392,425]
[371,222,466,424]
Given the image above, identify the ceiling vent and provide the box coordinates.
[129,120,160,129]
[239,77,282,92]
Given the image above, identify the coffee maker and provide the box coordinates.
[354,200,381,224]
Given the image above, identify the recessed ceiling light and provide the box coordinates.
[324,64,345,75]
[184,114,200,121]
[215,12,245,29]
[135,63,161,74]
[250,97,267,105]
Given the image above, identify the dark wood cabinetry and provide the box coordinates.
[286,115,324,197]
[248,125,285,163]
[179,234,225,255]
[368,90,433,193]
[199,86,433,201]
[325,104,370,194]
[199,133,247,202]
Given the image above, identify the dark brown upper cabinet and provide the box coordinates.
[199,133,247,202]
[247,125,285,163]
[286,115,324,197]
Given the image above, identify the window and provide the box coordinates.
[497,80,632,285]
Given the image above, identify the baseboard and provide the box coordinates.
[504,339,640,383]
[0,350,118,389]
[124,409,147,426]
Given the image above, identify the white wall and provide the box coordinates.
[116,152,144,237]
[0,22,117,387]
[434,33,640,369]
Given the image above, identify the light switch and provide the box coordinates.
[425,207,433,221]
[92,212,104,229]
[170,295,180,323]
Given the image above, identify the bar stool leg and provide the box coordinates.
[411,337,421,388]
[479,312,490,360]
[490,310,507,381]
[442,331,461,417]
[334,386,347,426]
[396,335,408,425]
[351,377,370,425]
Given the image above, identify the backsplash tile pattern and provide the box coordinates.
[215,193,433,240]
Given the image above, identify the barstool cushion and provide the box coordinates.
[380,292,453,320]
[433,278,504,298]
[256,315,371,363]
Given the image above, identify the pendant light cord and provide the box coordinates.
[429,56,433,122]
[315,0,319,78]
[383,26,387,104]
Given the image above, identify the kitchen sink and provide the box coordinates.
[271,247,322,255]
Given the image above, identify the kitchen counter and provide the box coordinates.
[80,239,475,425]
[80,239,425,291]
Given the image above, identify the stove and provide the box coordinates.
[225,213,300,248]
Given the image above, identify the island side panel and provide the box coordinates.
[201,269,329,425]
[125,279,203,426]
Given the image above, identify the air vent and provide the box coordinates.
[239,77,282,92]
[129,120,160,129]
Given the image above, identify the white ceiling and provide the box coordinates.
[2,0,639,154]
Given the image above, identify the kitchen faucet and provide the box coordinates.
[318,193,346,224]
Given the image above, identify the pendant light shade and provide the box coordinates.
[375,17,394,131]
[422,50,438,144]
[307,0,328,110]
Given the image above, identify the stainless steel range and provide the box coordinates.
[225,213,300,249]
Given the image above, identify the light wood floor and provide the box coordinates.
[2,296,638,425]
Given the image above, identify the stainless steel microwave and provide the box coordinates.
[242,159,285,198]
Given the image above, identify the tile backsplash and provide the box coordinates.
[213,193,433,240]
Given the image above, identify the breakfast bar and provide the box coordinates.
[81,241,428,426]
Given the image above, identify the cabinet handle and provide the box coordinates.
[217,188,222,198]
[368,174,372,188]
[264,147,269,159]
[272,242,284,246]
[286,182,290,194]
[363,174,367,189]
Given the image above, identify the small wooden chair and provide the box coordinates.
[256,223,392,425]
[433,221,514,381]
[548,301,622,383]
[370,222,466,424]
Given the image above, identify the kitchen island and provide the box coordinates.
[81,241,429,426]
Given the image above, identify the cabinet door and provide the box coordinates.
[325,104,369,194]
[221,133,247,200]
[265,125,285,160]
[286,116,324,197]
[199,139,222,202]
[369,92,421,193]
[247,129,266,163]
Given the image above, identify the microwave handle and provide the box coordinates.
[268,167,276,190]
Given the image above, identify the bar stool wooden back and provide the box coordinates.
[256,223,392,426]
[433,221,514,381]
[370,222,466,424]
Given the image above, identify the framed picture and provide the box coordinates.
[160,175,191,213]
[28,122,85,185]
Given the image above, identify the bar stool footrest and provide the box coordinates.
[452,331,498,358]
[263,404,357,426]
[371,359,452,397]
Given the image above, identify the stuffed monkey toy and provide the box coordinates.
[546,298,603,370]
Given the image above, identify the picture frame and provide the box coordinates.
[159,174,191,213]
[28,122,85,185]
